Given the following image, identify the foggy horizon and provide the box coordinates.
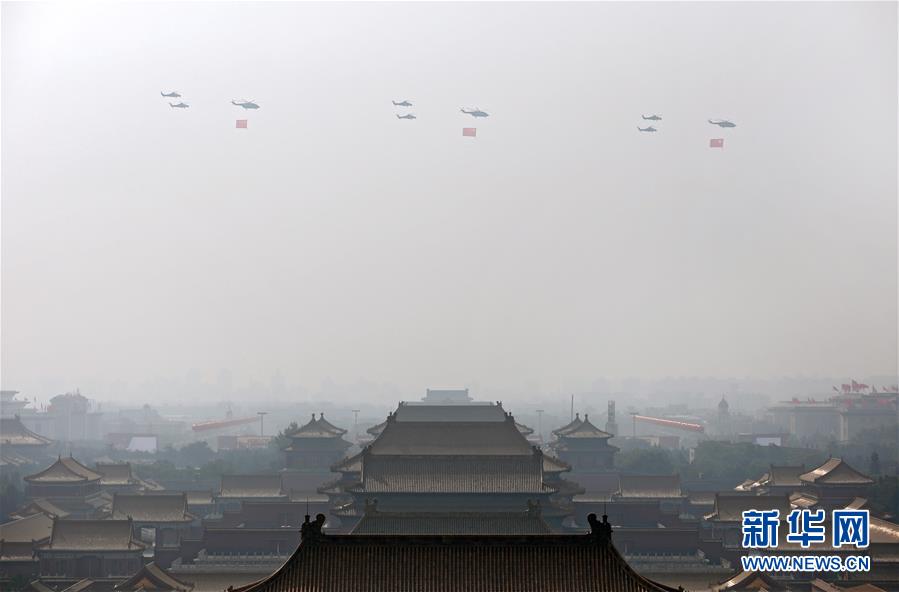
[3,1,897,404]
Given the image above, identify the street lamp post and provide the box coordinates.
[536,410,544,444]
[352,410,360,443]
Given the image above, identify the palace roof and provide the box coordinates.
[38,519,146,552]
[289,414,347,439]
[352,507,553,535]
[114,561,194,591]
[368,419,534,456]
[351,455,553,494]
[714,570,787,592]
[10,498,70,520]
[1,450,35,467]
[764,465,806,487]
[25,456,102,484]
[799,458,874,485]
[367,404,536,439]
[232,513,678,592]
[789,491,820,510]
[183,490,215,505]
[542,454,571,473]
[111,493,194,522]
[616,475,682,499]
[811,580,887,592]
[704,494,791,522]
[331,451,363,473]
[552,413,584,436]
[95,463,138,486]
[219,474,285,498]
[0,416,53,447]
[555,415,613,439]
[0,513,54,544]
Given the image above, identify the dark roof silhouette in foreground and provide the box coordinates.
[231,512,679,592]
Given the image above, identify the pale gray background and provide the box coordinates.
[2,2,896,403]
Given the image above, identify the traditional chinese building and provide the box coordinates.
[549,413,618,472]
[1,416,53,462]
[24,457,106,518]
[95,463,143,495]
[283,414,352,472]
[704,493,791,560]
[110,493,195,567]
[758,500,899,587]
[216,475,288,512]
[0,390,29,418]
[421,388,473,404]
[10,498,70,521]
[798,458,874,509]
[328,403,576,533]
[229,512,680,592]
[35,519,145,581]
[0,512,53,579]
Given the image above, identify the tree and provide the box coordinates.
[869,451,881,476]
[0,471,23,521]
[615,448,676,475]
[178,440,215,468]
[270,421,300,451]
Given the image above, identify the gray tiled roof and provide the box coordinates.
[353,455,551,494]
[40,519,146,551]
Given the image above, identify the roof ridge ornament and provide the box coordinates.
[301,513,327,541]
[587,512,613,544]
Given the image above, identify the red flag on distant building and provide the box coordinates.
[236,120,248,129]
[462,127,476,137]
[710,138,724,148]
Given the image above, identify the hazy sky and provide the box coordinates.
[2,2,897,402]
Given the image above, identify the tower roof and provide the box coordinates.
[0,416,53,447]
[555,414,613,439]
[291,413,348,438]
[25,457,102,484]
[552,413,583,436]
[368,419,534,456]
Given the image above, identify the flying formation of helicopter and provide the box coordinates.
[232,100,261,110]
[641,114,662,121]
[708,119,736,128]
[461,108,490,118]
[396,113,417,120]
[637,126,657,133]
[393,100,413,107]
[169,102,190,109]
[161,91,181,98]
